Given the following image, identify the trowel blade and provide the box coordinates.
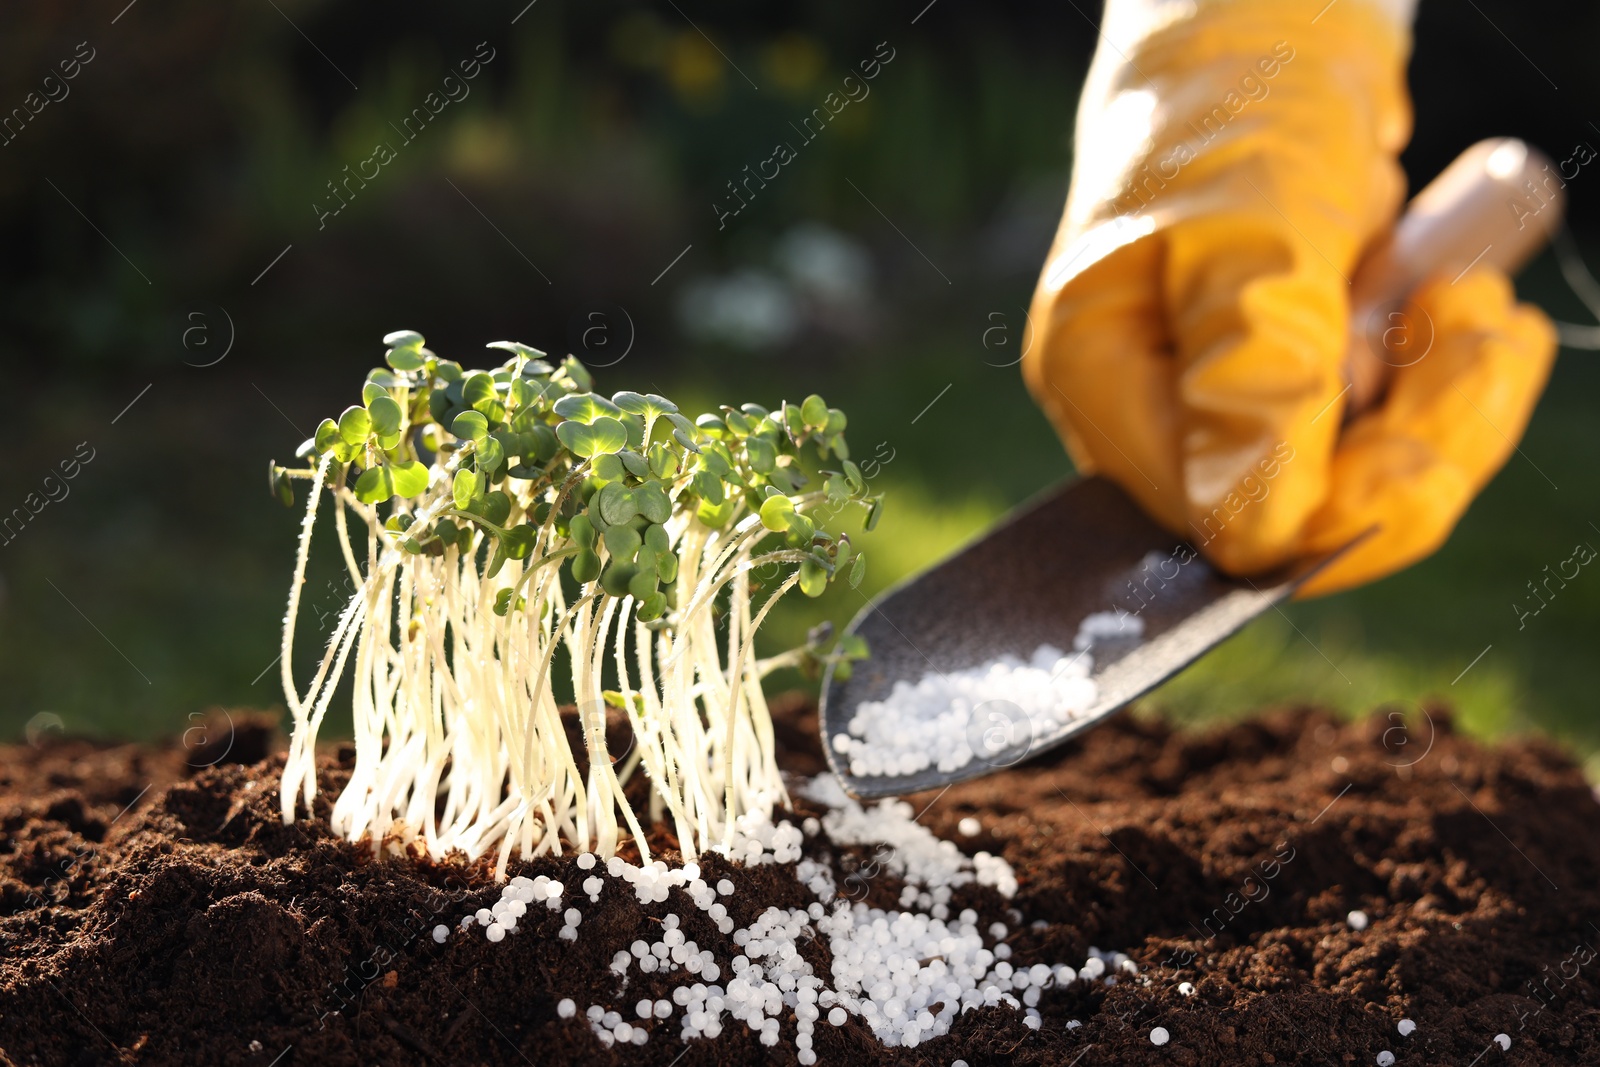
[819,475,1347,799]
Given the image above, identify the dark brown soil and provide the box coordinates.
[2,698,1598,1066]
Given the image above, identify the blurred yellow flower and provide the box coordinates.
[762,33,825,96]
[447,116,517,178]
[667,31,724,107]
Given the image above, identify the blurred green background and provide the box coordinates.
[2,1,1597,771]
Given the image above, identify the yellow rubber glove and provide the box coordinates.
[1023,0,1556,596]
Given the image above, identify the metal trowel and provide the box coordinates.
[821,138,1565,799]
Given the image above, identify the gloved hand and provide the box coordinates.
[1023,0,1556,596]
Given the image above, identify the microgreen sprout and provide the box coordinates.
[270,331,877,875]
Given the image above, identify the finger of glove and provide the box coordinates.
[1296,268,1557,597]
[1164,210,1353,573]
[1025,233,1188,533]
[1157,28,1411,576]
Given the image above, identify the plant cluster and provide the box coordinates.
[271,331,877,875]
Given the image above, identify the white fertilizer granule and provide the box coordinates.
[835,612,1143,779]
[506,772,1148,1053]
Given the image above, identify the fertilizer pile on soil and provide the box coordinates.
[2,701,1598,1065]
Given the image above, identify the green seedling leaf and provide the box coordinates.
[268,463,295,507]
[560,355,594,392]
[799,559,828,598]
[603,524,642,561]
[390,460,429,497]
[697,496,735,528]
[504,523,536,560]
[700,441,735,477]
[452,410,490,442]
[784,513,815,548]
[600,560,636,598]
[864,495,884,531]
[571,548,602,583]
[801,394,829,428]
[766,466,798,495]
[693,470,724,506]
[557,416,627,458]
[554,392,623,424]
[656,551,679,584]
[526,423,559,463]
[611,391,648,415]
[490,428,520,461]
[634,482,671,524]
[826,408,848,434]
[745,435,777,473]
[338,405,372,445]
[387,347,424,371]
[782,402,805,439]
[628,565,659,601]
[622,413,646,449]
[429,389,455,424]
[367,395,403,437]
[480,491,511,526]
[462,372,497,411]
[843,460,864,493]
[509,377,540,411]
[648,444,679,479]
[619,450,650,479]
[314,418,341,455]
[665,412,700,453]
[475,434,505,477]
[487,340,549,362]
[612,391,679,419]
[435,359,464,382]
[592,452,624,482]
[695,412,726,436]
[569,513,596,549]
[597,481,638,526]
[644,523,671,557]
[636,591,668,622]
[849,552,867,588]
[759,494,795,532]
[453,469,479,509]
[383,329,424,349]
[354,465,392,504]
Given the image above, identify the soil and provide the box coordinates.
[2,699,1599,1066]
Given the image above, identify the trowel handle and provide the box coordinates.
[1345,137,1563,417]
